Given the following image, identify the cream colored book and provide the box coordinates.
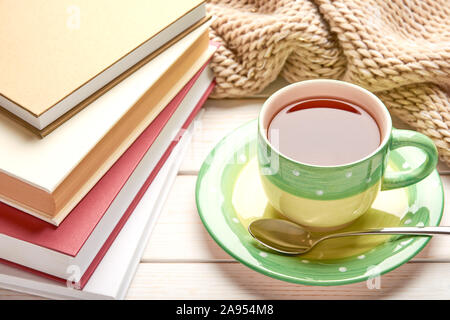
[0,0,205,134]
[0,20,215,225]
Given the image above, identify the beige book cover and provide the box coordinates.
[0,0,205,133]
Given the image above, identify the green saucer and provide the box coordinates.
[196,120,444,286]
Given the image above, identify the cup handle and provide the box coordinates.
[381,129,438,191]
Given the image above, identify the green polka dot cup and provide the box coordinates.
[258,80,438,231]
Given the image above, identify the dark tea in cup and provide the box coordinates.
[268,98,381,166]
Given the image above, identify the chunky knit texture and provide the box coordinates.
[206,0,450,165]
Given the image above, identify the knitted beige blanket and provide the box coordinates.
[206,0,450,166]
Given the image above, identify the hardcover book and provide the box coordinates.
[0,0,206,134]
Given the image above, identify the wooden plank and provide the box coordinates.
[126,261,450,299]
[143,175,449,262]
[142,175,229,261]
[0,289,44,300]
[180,99,262,173]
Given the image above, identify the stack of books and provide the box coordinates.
[0,0,216,299]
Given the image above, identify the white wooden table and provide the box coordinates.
[1,93,449,299]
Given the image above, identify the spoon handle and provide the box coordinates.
[326,226,450,240]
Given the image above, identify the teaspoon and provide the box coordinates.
[248,218,450,255]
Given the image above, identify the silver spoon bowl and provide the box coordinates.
[248,218,450,255]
